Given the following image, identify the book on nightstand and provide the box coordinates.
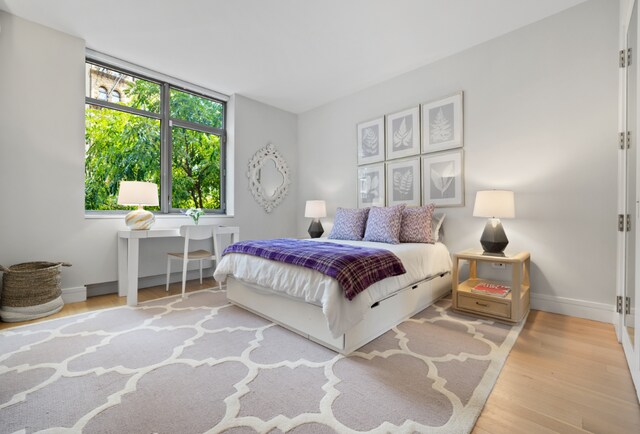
[471,283,511,298]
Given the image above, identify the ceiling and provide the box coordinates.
[0,0,588,113]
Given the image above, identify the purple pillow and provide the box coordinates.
[363,205,406,244]
[328,207,370,241]
[400,204,436,243]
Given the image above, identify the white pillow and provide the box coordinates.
[432,213,446,242]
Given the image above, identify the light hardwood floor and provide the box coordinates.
[1,282,639,433]
[474,310,640,434]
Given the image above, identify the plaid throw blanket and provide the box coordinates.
[223,238,406,300]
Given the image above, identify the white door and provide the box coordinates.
[620,0,640,400]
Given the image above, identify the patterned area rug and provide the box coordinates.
[0,289,523,433]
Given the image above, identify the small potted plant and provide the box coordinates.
[184,208,205,225]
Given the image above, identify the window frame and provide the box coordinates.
[166,85,226,214]
[85,54,227,215]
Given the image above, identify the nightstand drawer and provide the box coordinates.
[457,293,510,318]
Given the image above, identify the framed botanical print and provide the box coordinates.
[386,157,421,207]
[422,150,464,207]
[356,117,385,165]
[386,106,420,160]
[422,91,463,153]
[357,163,385,208]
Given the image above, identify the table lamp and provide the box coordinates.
[473,190,515,255]
[305,200,326,238]
[117,181,159,230]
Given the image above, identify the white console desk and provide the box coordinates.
[118,226,239,306]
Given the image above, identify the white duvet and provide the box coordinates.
[213,239,452,338]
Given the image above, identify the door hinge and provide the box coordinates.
[619,131,631,149]
[619,214,625,231]
[620,48,632,68]
[627,214,632,232]
[617,295,623,313]
[625,296,631,315]
[627,131,631,148]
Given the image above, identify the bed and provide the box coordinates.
[214,238,452,354]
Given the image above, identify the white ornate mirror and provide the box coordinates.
[247,144,291,213]
[260,158,283,198]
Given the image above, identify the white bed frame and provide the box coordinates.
[226,272,452,354]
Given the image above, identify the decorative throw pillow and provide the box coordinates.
[432,213,446,242]
[399,204,436,243]
[363,205,406,244]
[328,207,370,241]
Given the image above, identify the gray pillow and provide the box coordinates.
[432,213,446,242]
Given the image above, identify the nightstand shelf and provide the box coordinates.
[452,250,530,323]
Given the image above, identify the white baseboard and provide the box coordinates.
[530,292,615,324]
[61,286,87,304]
[86,267,216,298]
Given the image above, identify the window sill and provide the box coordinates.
[84,213,234,219]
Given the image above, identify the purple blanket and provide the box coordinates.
[222,238,406,300]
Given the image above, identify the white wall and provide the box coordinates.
[297,0,619,320]
[0,12,298,293]
[231,94,299,241]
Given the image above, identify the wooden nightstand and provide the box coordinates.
[452,250,530,323]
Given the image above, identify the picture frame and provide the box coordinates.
[386,106,420,160]
[357,163,385,208]
[422,149,464,207]
[386,157,421,207]
[422,91,463,153]
[356,117,385,165]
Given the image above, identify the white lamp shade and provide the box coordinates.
[305,200,327,218]
[473,190,515,218]
[117,181,159,206]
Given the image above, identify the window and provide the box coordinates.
[85,60,226,214]
[97,87,108,101]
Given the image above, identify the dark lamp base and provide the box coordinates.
[482,251,506,257]
[480,218,508,254]
[308,219,324,238]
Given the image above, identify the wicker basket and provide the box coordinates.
[0,262,71,322]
